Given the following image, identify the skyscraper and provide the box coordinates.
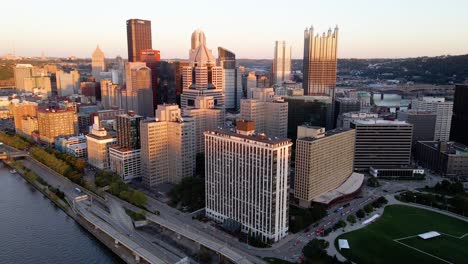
[246,71,257,98]
[303,26,338,96]
[140,104,195,187]
[140,49,161,105]
[181,30,224,111]
[86,116,117,170]
[272,41,291,86]
[450,85,468,145]
[411,97,453,142]
[126,19,152,62]
[240,88,288,138]
[205,120,292,243]
[91,45,105,81]
[218,47,242,110]
[124,62,154,117]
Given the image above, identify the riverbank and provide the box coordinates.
[3,159,136,264]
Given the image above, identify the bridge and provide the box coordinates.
[0,150,29,160]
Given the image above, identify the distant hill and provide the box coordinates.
[239,54,468,84]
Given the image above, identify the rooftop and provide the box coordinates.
[353,119,409,125]
[206,128,291,145]
[298,127,352,142]
[313,172,364,204]
[419,141,468,155]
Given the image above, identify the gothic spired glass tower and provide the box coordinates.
[126,19,152,62]
[272,41,291,86]
[302,26,339,96]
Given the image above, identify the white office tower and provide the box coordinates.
[246,71,257,99]
[124,62,154,117]
[218,47,242,110]
[100,79,120,109]
[205,120,292,243]
[14,64,34,91]
[411,97,453,142]
[86,116,117,170]
[56,70,80,96]
[91,45,106,81]
[181,30,225,111]
[140,104,195,188]
[184,96,223,154]
[272,41,291,85]
[240,88,288,139]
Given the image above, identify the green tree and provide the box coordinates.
[364,204,374,214]
[347,214,356,224]
[356,209,365,219]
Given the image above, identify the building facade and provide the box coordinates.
[124,62,154,117]
[450,85,468,146]
[184,96,223,154]
[240,88,288,139]
[126,19,152,62]
[86,116,117,170]
[416,141,468,177]
[272,41,291,86]
[397,111,436,145]
[205,121,292,243]
[56,70,80,96]
[411,97,453,142]
[352,120,413,171]
[302,26,338,96]
[92,46,106,81]
[10,101,38,134]
[37,108,78,144]
[140,104,195,188]
[218,47,242,110]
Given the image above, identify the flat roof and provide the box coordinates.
[313,172,364,204]
[338,239,350,250]
[206,129,291,145]
[299,128,353,142]
[353,119,409,125]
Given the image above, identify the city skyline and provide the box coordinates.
[2,0,468,59]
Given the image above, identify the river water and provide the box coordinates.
[0,166,122,264]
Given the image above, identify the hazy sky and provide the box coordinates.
[1,0,467,59]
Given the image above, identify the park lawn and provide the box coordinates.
[402,235,468,264]
[336,205,468,264]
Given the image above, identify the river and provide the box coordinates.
[0,165,123,264]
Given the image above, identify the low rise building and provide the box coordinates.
[415,141,468,177]
[86,116,117,170]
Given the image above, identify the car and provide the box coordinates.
[74,188,82,194]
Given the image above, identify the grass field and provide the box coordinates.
[336,205,468,264]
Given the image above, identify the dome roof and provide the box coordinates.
[191,29,206,50]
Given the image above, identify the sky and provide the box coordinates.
[1,0,468,59]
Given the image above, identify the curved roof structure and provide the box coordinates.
[189,44,216,66]
[191,29,206,50]
[92,45,104,58]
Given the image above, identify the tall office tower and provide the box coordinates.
[411,97,453,142]
[302,26,339,96]
[154,61,178,104]
[86,116,117,170]
[124,62,154,117]
[91,46,106,81]
[272,41,291,86]
[109,111,143,182]
[181,31,224,111]
[246,71,257,98]
[284,95,334,141]
[100,79,120,109]
[294,126,362,208]
[352,120,413,171]
[56,70,80,96]
[218,47,242,110]
[126,19,152,62]
[14,64,34,91]
[140,104,195,188]
[184,96,223,154]
[37,108,78,144]
[451,85,468,145]
[397,111,436,145]
[10,101,38,134]
[334,98,360,128]
[23,76,52,96]
[174,61,190,104]
[140,49,161,106]
[240,88,288,138]
[205,120,292,243]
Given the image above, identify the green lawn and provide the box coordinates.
[336,205,468,264]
